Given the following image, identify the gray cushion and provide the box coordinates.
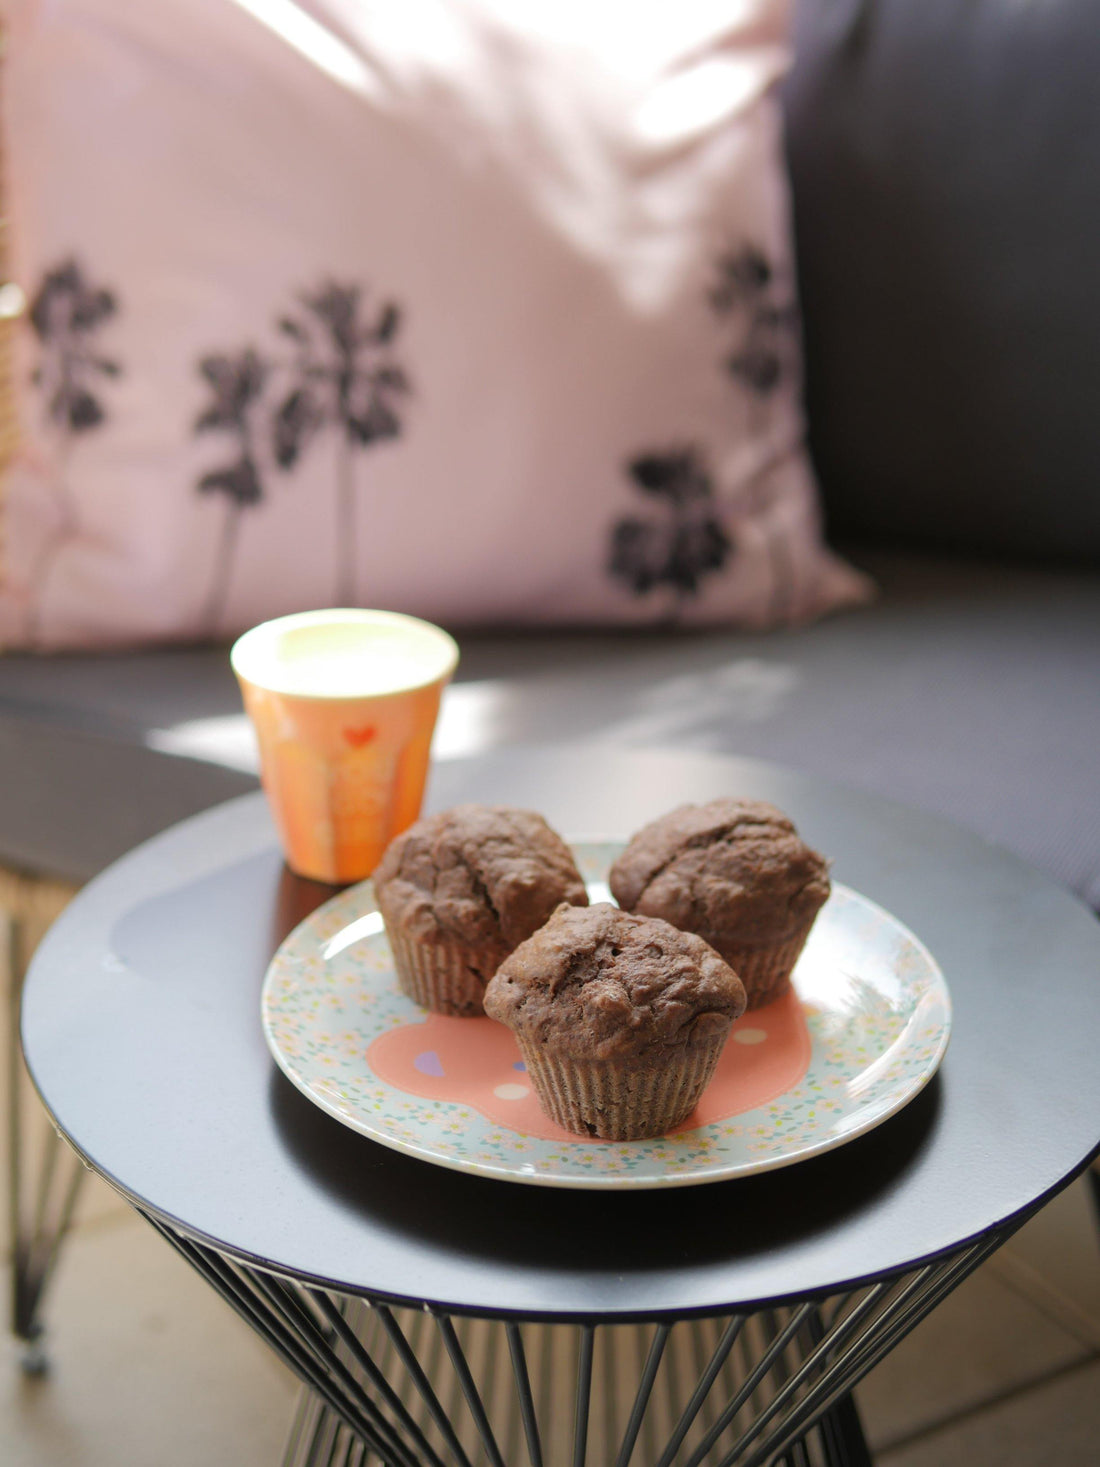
[452,552,1100,909]
[785,0,1100,563]
[2,554,1098,910]
[0,708,254,883]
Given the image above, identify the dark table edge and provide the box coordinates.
[22,1049,1100,1325]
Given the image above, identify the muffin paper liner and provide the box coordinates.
[725,929,814,1010]
[385,926,489,1017]
[518,1035,728,1142]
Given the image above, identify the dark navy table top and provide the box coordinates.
[20,747,1100,1320]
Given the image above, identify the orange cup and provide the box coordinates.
[231,609,459,884]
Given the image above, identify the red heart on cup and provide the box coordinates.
[343,725,376,748]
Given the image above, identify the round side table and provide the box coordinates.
[20,748,1100,1467]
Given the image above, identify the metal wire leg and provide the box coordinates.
[813,1392,872,1467]
[803,1311,873,1467]
[7,910,87,1366]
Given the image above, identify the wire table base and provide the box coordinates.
[275,1320,873,1467]
[141,1209,1017,1467]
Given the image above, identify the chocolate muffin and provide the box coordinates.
[483,902,746,1140]
[608,799,830,1009]
[373,804,589,1015]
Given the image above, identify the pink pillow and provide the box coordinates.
[1,0,870,649]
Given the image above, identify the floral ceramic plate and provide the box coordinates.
[261,841,951,1189]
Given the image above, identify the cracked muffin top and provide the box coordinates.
[373,804,588,966]
[608,799,830,950]
[483,902,746,1062]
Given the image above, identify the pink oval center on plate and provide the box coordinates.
[368,992,811,1143]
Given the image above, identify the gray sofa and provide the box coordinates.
[4,0,1099,1358]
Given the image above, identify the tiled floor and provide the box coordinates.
[1,1160,1098,1465]
[1,1203,296,1467]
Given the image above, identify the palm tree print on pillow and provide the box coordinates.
[273,281,410,606]
[194,349,269,633]
[709,244,797,396]
[192,277,410,632]
[710,245,801,623]
[30,258,120,430]
[26,258,121,641]
[608,449,731,615]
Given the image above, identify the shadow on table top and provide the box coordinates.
[267,1061,943,1295]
